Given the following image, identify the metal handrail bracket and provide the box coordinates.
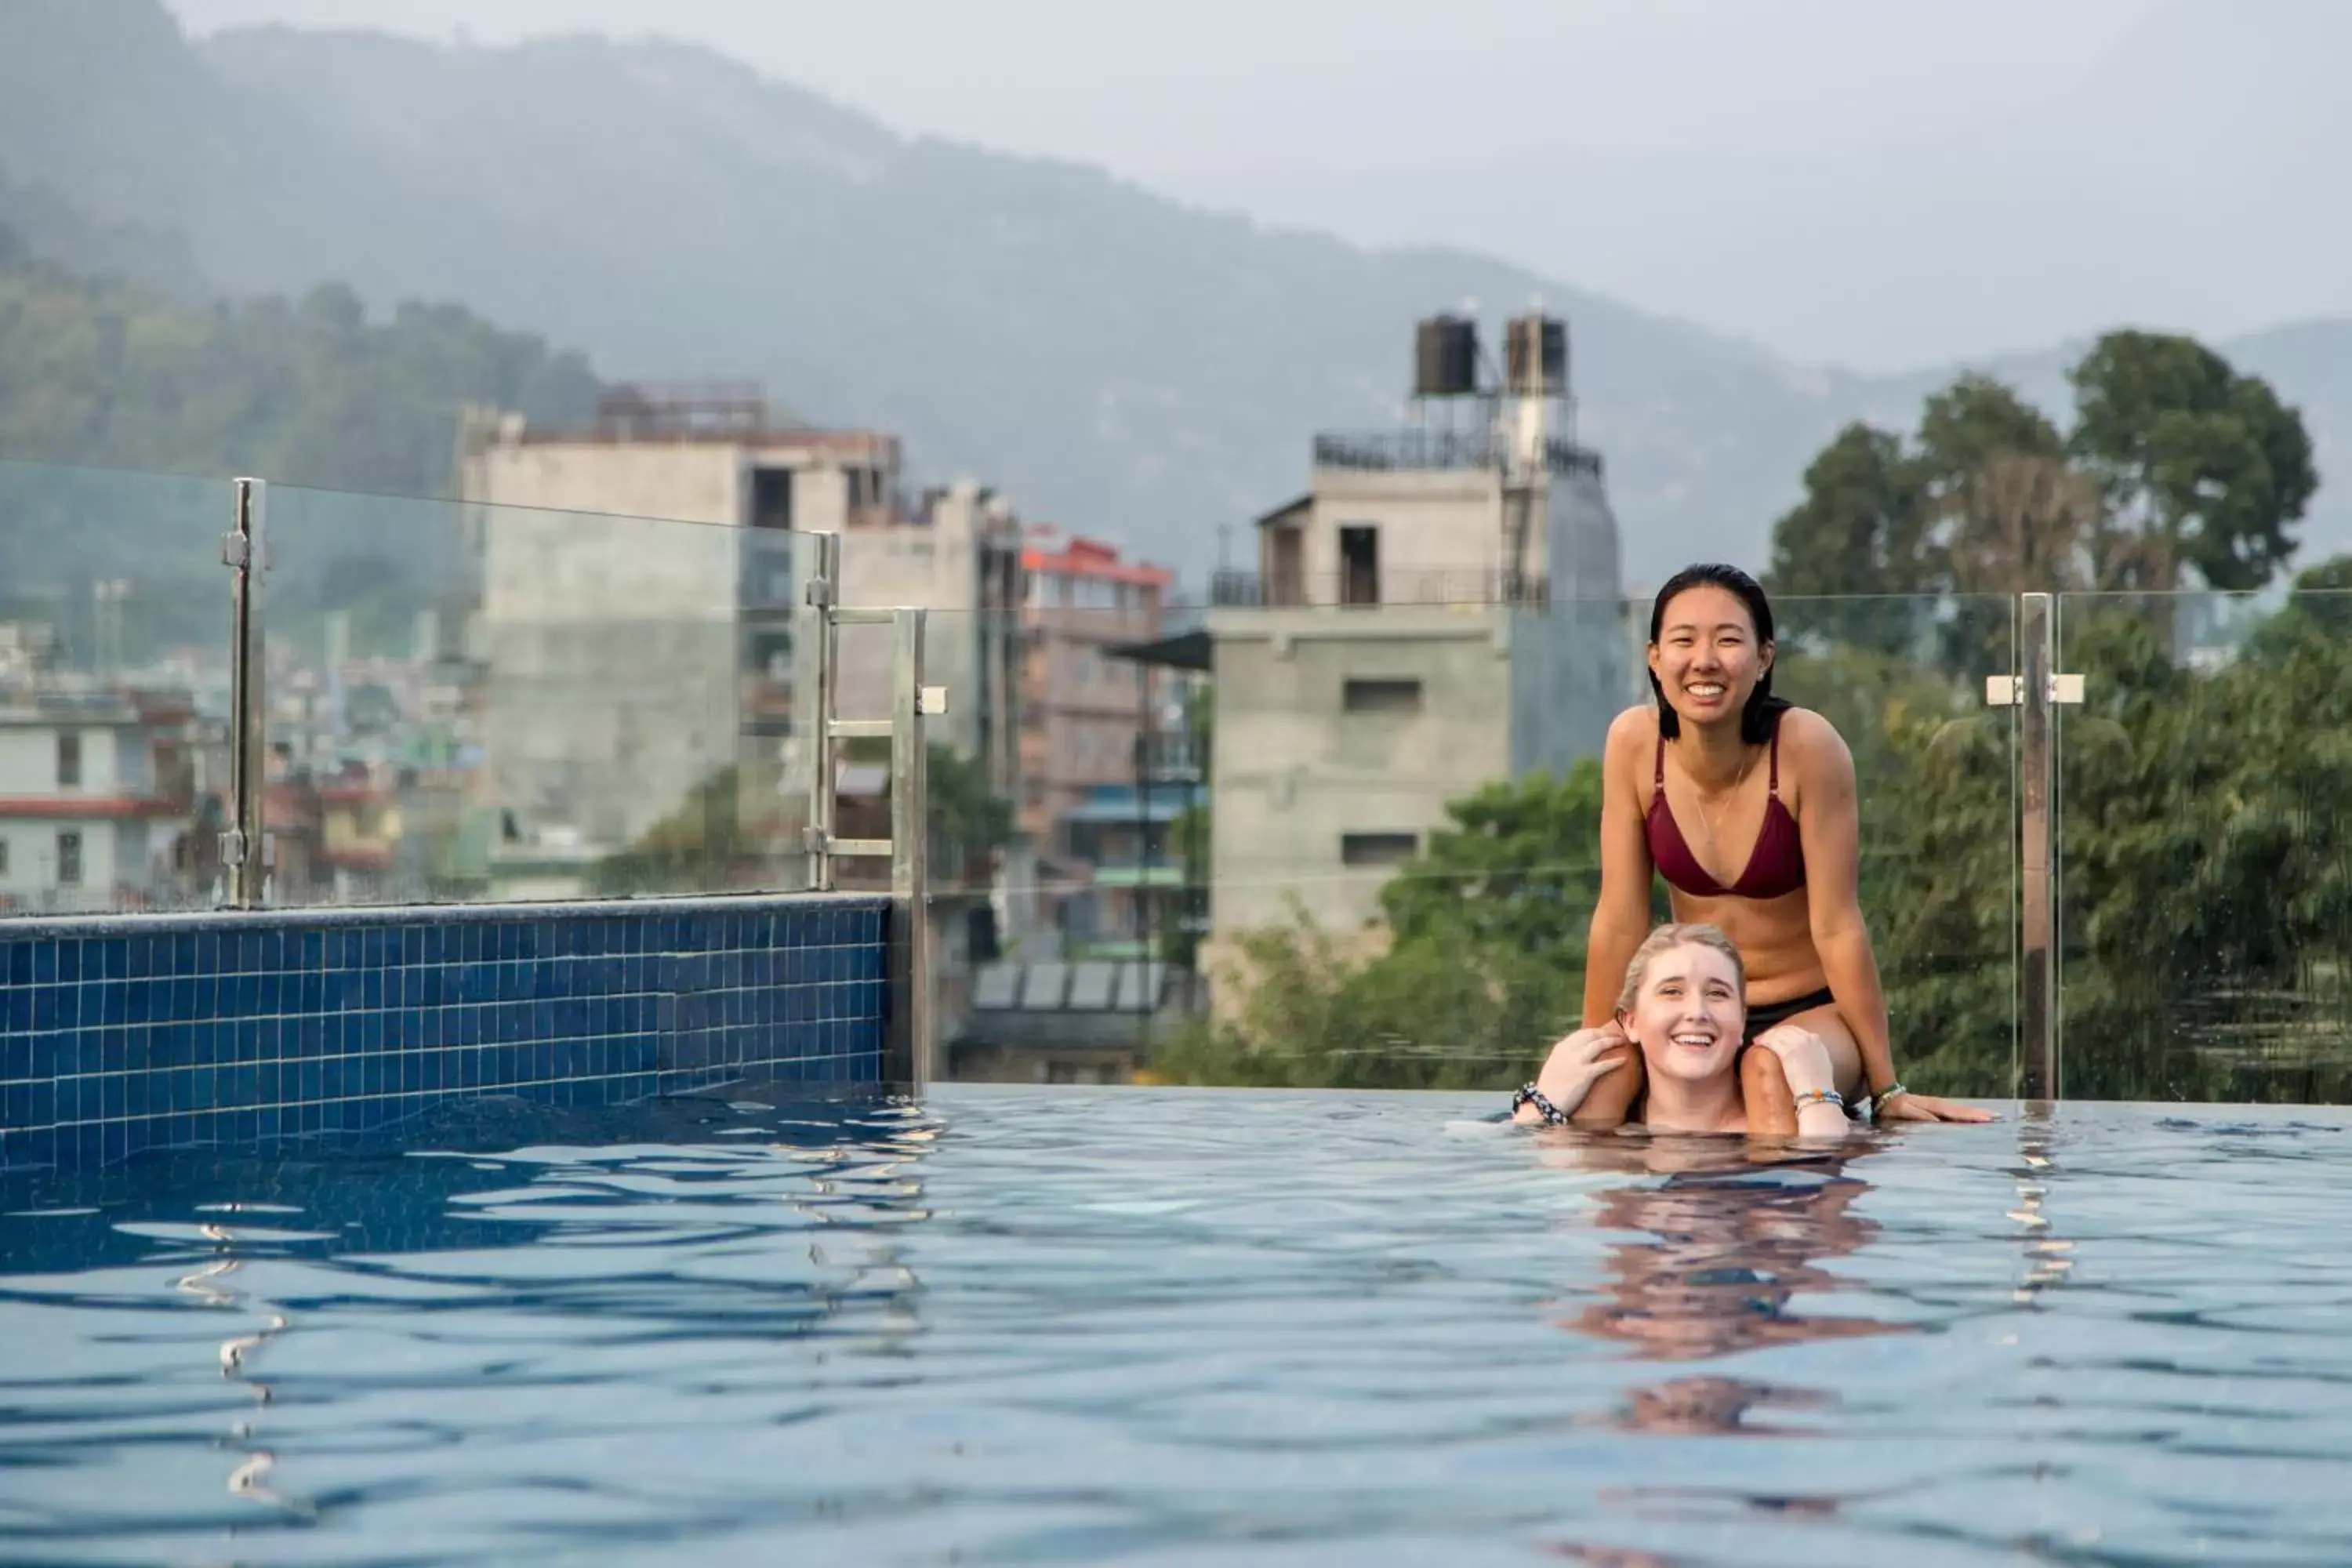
[220,478,270,909]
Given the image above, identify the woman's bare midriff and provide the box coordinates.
[1662,885,1827,1006]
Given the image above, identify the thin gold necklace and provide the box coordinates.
[1679,739,1758,854]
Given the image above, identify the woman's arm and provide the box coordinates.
[1581,708,1659,1029]
[1758,1029,1856,1140]
[1512,1027,1634,1124]
[1566,710,1660,1126]
[1785,713,1897,1091]
[1788,711,1994,1124]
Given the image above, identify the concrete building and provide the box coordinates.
[0,682,205,913]
[1017,529,1171,946]
[1204,311,1632,942]
[456,388,1028,903]
[456,387,855,865]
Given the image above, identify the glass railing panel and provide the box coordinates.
[877,594,1185,1083]
[267,481,827,905]
[938,590,2020,1100]
[2056,587,2352,1102]
[1773,592,2019,1100]
[952,590,1628,1087]
[0,459,229,915]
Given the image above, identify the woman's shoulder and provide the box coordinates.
[1606,704,1661,748]
[1602,704,1661,775]
[1773,706,1857,775]
[1775,704,1842,742]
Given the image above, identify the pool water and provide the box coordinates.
[5,1086,2351,1565]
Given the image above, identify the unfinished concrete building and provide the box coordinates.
[1205,312,1634,942]
[455,387,1023,877]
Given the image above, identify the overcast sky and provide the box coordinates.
[161,0,2332,371]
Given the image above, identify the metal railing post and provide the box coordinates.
[887,608,934,1091]
[221,478,269,909]
[803,532,840,892]
[2019,591,2057,1101]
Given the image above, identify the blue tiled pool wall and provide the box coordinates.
[0,895,891,1173]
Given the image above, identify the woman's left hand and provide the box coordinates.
[1877,1091,1997,1123]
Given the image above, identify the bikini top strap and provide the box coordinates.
[1653,728,1667,790]
[1766,719,1782,797]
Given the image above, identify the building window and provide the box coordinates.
[56,829,82,886]
[1342,677,1423,714]
[56,732,82,788]
[1269,526,1305,605]
[1341,832,1418,867]
[750,467,794,530]
[0,838,9,876]
[1339,524,1381,607]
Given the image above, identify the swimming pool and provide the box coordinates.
[4,1086,2348,1565]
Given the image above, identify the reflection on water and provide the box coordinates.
[1534,1134,1912,1472]
[2009,1107,2077,1305]
[1555,1138,1910,1367]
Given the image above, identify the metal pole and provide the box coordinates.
[888,608,933,1091]
[2019,591,2056,1101]
[803,532,840,891]
[221,478,269,909]
[1134,660,1152,1056]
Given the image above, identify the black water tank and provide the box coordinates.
[1413,315,1479,397]
[1506,314,1568,396]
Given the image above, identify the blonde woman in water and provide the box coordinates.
[1512,923,1853,1138]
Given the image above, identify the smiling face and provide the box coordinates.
[1648,583,1772,731]
[1621,940,1747,1087]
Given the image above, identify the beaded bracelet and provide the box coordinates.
[1792,1087,1844,1113]
[1512,1083,1571,1125]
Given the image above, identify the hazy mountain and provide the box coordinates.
[0,227,603,664]
[0,0,2343,590]
[0,176,205,301]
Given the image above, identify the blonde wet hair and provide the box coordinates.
[1614,923,1746,1018]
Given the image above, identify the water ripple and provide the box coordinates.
[3,1089,2352,1563]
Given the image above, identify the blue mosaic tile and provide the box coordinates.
[2,895,892,1173]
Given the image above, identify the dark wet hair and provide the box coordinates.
[1647,563,1791,743]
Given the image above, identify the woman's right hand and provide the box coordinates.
[1515,1022,1635,1124]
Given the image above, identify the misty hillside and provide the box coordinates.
[0,0,2344,588]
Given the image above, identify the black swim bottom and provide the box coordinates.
[1742,985,1836,1044]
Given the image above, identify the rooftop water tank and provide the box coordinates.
[1413,315,1479,397]
[1506,314,1568,397]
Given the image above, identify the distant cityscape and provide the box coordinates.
[0,308,1642,1082]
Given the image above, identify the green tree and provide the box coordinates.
[1915,375,2098,603]
[1769,335,2317,611]
[1766,423,1928,655]
[590,766,748,896]
[2051,602,2352,1100]
[2067,329,2319,591]
[1915,372,2066,484]
[1150,916,1577,1091]
[1381,760,1615,968]
[924,743,1015,892]
[1154,768,1608,1091]
[2252,552,2352,649]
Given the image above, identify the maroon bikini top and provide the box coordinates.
[1644,717,1807,900]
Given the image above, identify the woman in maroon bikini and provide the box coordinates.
[1560,562,1992,1133]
